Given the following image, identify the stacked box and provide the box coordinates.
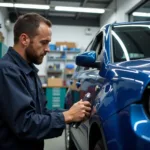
[47,78,63,87]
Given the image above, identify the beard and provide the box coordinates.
[25,44,44,65]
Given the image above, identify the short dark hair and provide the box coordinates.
[14,13,52,44]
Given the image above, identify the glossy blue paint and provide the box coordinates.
[104,24,111,64]
[99,24,111,77]
[102,104,150,150]
[65,21,150,150]
[96,62,150,121]
[95,47,150,121]
[75,51,96,67]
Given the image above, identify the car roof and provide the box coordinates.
[111,21,150,27]
[94,21,150,37]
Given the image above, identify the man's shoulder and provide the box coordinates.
[0,57,20,72]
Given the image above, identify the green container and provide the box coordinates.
[73,91,80,103]
[0,42,8,58]
[46,87,66,109]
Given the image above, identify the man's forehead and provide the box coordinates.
[36,26,52,38]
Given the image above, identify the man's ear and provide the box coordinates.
[19,33,30,46]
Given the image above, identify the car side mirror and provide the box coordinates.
[75,51,101,69]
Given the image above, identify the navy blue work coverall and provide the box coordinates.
[0,47,66,150]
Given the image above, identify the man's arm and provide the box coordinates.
[42,84,91,123]
[0,66,91,140]
[0,66,66,140]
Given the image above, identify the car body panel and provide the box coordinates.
[102,104,150,150]
[65,21,150,150]
[97,62,150,121]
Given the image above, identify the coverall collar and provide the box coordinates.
[7,47,39,74]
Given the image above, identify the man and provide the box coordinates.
[0,13,91,150]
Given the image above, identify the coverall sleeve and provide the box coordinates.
[0,67,66,140]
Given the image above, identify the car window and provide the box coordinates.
[95,33,103,61]
[84,32,103,70]
[85,39,94,52]
[112,24,150,62]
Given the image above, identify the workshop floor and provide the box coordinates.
[44,131,66,150]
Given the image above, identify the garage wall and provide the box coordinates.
[100,0,143,27]
[51,25,99,50]
[37,25,99,75]
[7,24,99,75]
[0,8,8,45]
[38,25,99,75]
[7,24,99,48]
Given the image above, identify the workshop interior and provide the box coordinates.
[0,0,150,150]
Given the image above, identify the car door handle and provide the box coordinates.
[76,82,81,88]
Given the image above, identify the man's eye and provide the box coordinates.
[41,41,48,45]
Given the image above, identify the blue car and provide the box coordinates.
[65,21,150,150]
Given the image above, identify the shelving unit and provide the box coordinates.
[47,69,62,78]
[46,49,80,87]
[45,42,81,109]
[49,50,80,54]
[47,50,79,76]
[47,58,75,62]
[47,70,62,73]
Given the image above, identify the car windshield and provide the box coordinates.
[112,24,150,62]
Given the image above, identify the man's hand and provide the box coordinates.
[63,100,91,124]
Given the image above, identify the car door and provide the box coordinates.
[70,32,105,150]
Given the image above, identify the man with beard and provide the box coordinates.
[0,13,91,150]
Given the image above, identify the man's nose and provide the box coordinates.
[45,45,50,52]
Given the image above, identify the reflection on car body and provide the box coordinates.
[65,21,150,150]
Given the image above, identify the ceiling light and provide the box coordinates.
[132,12,150,17]
[0,3,14,7]
[14,3,50,10]
[55,6,105,14]
[0,2,50,10]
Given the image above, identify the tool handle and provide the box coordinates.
[72,92,91,128]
